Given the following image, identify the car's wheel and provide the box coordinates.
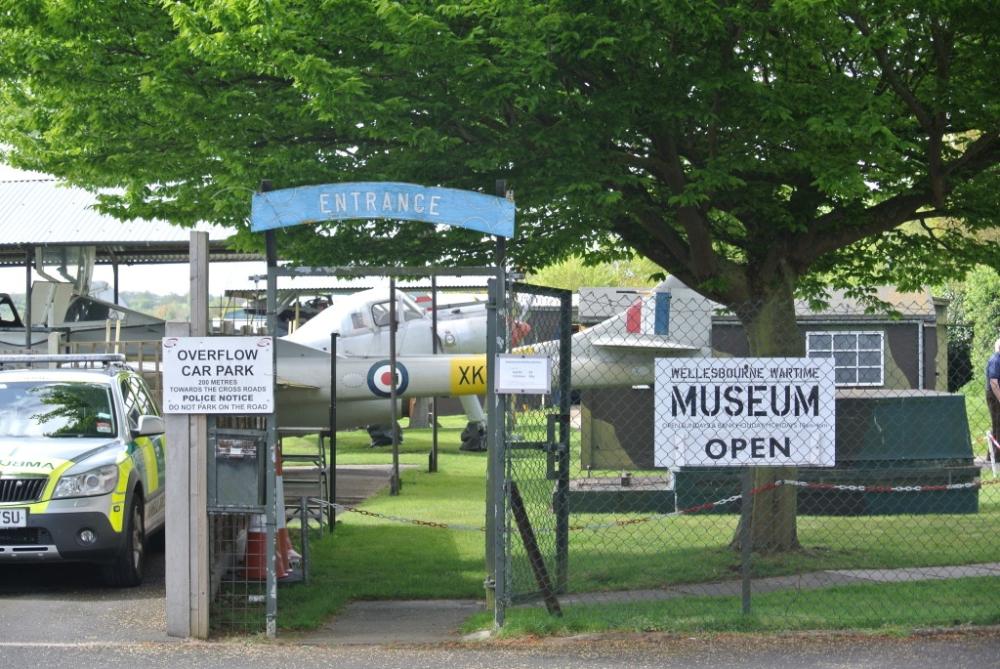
[101,495,145,587]
[145,525,166,553]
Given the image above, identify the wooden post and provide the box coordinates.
[166,231,210,638]
[189,231,210,638]
[24,247,32,349]
[165,320,191,638]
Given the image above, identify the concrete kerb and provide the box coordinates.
[283,562,1000,646]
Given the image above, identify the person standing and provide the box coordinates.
[987,337,1000,460]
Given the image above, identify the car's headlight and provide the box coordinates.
[52,464,119,499]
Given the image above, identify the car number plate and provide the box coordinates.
[0,508,27,528]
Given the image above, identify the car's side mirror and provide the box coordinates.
[135,415,165,437]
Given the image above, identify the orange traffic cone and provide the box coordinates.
[242,513,268,580]
[274,524,290,579]
[244,514,290,580]
[275,446,302,577]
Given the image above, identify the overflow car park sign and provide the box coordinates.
[162,337,274,414]
[654,358,836,468]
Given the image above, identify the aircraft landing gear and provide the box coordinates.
[367,423,403,447]
[459,421,487,452]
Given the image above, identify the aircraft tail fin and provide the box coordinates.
[579,279,713,352]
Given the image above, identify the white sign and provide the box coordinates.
[494,354,552,394]
[162,337,274,414]
[654,358,836,468]
[0,508,26,528]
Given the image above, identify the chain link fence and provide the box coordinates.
[502,284,571,611]
[208,511,267,635]
[501,282,999,627]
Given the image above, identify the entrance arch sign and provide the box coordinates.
[251,182,515,238]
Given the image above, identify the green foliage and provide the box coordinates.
[963,266,1000,371]
[0,0,995,310]
[121,292,190,320]
[526,255,664,292]
[941,266,1000,394]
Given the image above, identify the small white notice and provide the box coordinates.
[494,354,552,395]
[162,336,274,414]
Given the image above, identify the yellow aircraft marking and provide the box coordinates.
[449,356,487,395]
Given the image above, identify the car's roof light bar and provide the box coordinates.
[0,353,127,369]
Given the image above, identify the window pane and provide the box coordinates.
[0,382,114,438]
[808,334,832,350]
[835,368,857,384]
[858,350,881,366]
[858,367,882,383]
[808,350,832,358]
[834,351,857,367]
[833,334,857,349]
[403,303,423,321]
[371,303,390,327]
[858,333,882,349]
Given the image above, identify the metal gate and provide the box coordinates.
[489,281,572,623]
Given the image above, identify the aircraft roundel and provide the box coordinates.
[366,360,409,398]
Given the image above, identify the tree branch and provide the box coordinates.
[651,132,717,280]
[845,11,935,133]
[795,133,1000,267]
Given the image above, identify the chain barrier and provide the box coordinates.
[308,477,999,535]
[308,497,485,532]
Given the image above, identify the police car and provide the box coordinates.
[0,354,165,586]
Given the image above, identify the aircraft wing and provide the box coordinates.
[589,334,701,353]
[275,338,332,389]
[276,379,321,389]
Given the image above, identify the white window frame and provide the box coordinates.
[806,330,884,387]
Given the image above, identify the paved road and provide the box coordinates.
[3,555,998,667]
[0,551,168,643]
[1,631,998,669]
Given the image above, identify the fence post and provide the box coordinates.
[486,274,508,628]
[740,467,753,615]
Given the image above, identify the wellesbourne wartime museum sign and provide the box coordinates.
[654,358,836,468]
[162,336,274,414]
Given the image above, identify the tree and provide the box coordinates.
[527,256,664,292]
[1,1,998,550]
[963,267,1000,385]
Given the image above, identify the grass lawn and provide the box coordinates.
[278,417,490,629]
[465,576,1000,636]
[276,415,1000,634]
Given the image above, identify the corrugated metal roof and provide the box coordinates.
[0,178,260,265]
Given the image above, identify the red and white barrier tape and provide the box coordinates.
[308,477,999,534]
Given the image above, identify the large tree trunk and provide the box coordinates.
[730,280,805,553]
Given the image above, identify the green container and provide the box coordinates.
[673,391,979,516]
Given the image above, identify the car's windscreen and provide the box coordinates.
[0,381,115,438]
